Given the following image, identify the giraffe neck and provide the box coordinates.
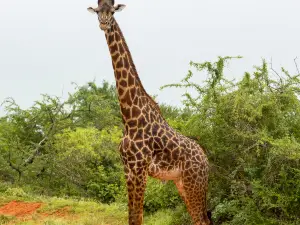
[104,18,161,124]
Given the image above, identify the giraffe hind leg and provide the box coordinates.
[174,179,187,203]
[178,170,210,225]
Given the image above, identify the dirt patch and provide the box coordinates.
[0,200,42,217]
[0,201,75,224]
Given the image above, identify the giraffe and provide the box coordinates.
[87,1,211,224]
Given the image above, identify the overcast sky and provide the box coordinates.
[0,0,299,115]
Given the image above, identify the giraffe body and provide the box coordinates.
[88,1,211,224]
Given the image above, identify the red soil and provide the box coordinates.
[0,200,42,217]
[0,200,72,223]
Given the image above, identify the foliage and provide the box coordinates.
[67,81,121,129]
[49,126,124,203]
[0,81,124,202]
[162,56,300,224]
[5,187,28,197]
[144,178,182,214]
[1,57,300,224]
[0,94,71,183]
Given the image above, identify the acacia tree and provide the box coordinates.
[162,57,300,224]
[0,81,122,187]
[0,95,72,182]
[67,81,121,129]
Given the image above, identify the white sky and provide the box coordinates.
[0,0,299,115]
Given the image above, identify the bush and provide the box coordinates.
[163,57,300,224]
[5,187,27,197]
[0,182,9,193]
[144,178,182,214]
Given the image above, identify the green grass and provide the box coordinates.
[0,187,191,225]
[0,215,15,225]
[0,192,127,225]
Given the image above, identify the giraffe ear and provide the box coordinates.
[113,4,126,12]
[87,7,97,14]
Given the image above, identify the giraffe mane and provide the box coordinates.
[115,21,162,115]
[120,35,162,114]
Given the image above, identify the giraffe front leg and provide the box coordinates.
[125,166,147,225]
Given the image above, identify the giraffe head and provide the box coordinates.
[87,0,126,31]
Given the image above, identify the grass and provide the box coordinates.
[0,190,127,225]
[0,187,191,225]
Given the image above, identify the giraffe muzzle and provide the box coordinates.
[99,18,112,30]
[99,22,109,30]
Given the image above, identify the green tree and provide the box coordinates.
[50,126,124,202]
[0,95,71,182]
[162,57,300,224]
[67,81,121,130]
[0,81,124,200]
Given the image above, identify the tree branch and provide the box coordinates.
[294,57,299,74]
[22,137,48,167]
[269,58,283,82]
[7,151,22,180]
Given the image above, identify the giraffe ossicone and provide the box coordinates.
[87,1,211,224]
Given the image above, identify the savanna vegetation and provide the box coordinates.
[0,57,299,224]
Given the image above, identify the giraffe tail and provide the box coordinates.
[207,210,213,224]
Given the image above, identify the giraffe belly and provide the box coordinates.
[149,167,181,181]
